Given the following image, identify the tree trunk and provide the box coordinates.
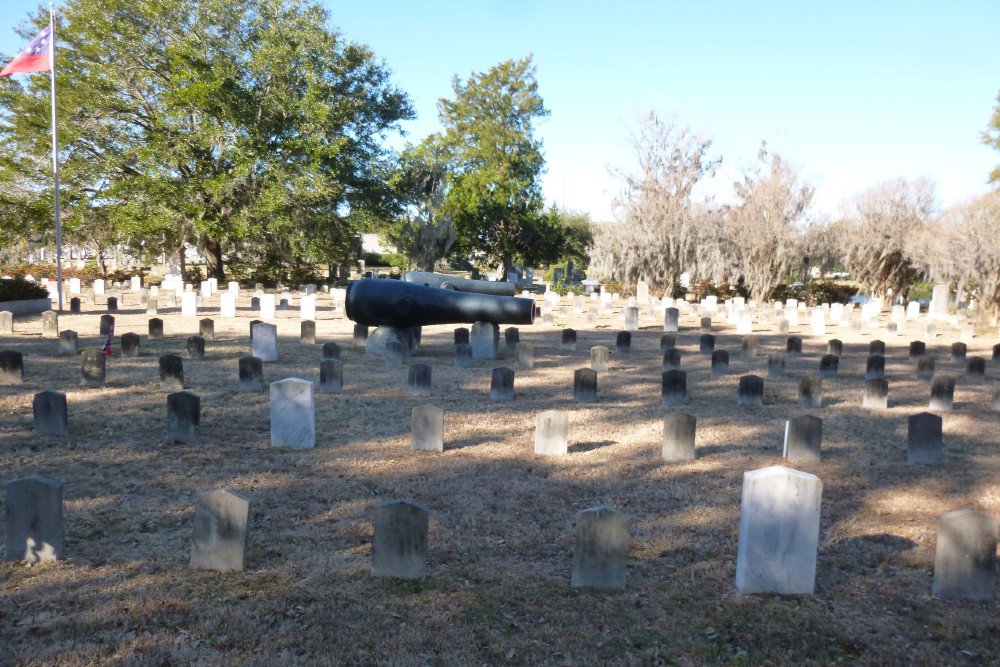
[179,245,186,281]
[201,235,225,281]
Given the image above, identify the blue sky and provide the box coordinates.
[2,0,998,221]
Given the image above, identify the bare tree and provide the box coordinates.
[589,111,719,295]
[841,178,935,300]
[720,143,813,302]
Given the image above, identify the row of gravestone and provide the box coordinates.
[5,469,994,599]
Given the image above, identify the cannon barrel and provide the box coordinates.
[346,278,534,328]
[402,271,516,297]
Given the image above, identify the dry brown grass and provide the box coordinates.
[2,292,1000,666]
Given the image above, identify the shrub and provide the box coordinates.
[0,277,49,301]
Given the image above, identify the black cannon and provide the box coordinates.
[402,271,516,297]
[346,278,534,328]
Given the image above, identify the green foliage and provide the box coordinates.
[805,280,858,305]
[0,277,48,301]
[438,56,549,277]
[0,0,413,280]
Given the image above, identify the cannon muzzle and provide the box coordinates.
[402,271,516,297]
[346,278,535,327]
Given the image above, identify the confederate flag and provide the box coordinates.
[0,25,51,77]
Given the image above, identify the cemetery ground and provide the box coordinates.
[2,294,1000,666]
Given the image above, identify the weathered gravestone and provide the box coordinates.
[662,348,682,371]
[571,507,629,590]
[352,323,368,345]
[951,342,967,363]
[932,509,997,600]
[574,368,598,403]
[148,317,163,339]
[786,336,802,354]
[798,375,823,409]
[662,412,696,461]
[738,375,764,407]
[270,378,315,448]
[41,311,58,338]
[700,316,712,332]
[660,334,677,353]
[535,410,568,456]
[767,353,786,377]
[741,335,758,358]
[590,346,610,372]
[504,327,520,352]
[0,311,12,334]
[908,412,943,464]
[966,356,986,382]
[121,332,140,358]
[490,367,515,401]
[411,405,444,452]
[159,354,184,391]
[252,322,278,362]
[863,378,889,409]
[929,375,955,411]
[515,342,533,370]
[865,354,886,380]
[827,339,842,357]
[190,489,250,572]
[80,349,106,387]
[166,391,200,444]
[819,354,839,378]
[99,314,115,335]
[238,356,264,391]
[698,334,714,355]
[106,296,118,313]
[561,328,577,352]
[318,359,343,394]
[408,363,432,397]
[993,342,1000,363]
[199,318,215,342]
[220,292,236,318]
[615,331,631,353]
[33,390,68,437]
[300,320,316,345]
[0,350,23,384]
[186,335,206,360]
[322,342,341,360]
[917,356,936,380]
[372,500,430,579]
[5,476,63,562]
[661,370,687,407]
[711,349,730,375]
[784,415,822,462]
[735,466,822,595]
[454,343,472,368]
[663,307,680,333]
[909,341,926,358]
[471,321,499,360]
[181,293,197,317]
[869,339,886,356]
[993,385,1000,412]
[454,327,470,346]
[69,297,81,314]
[623,306,639,332]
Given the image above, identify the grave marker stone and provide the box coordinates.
[735,466,822,595]
[504,327,520,353]
[616,331,631,353]
[784,415,822,462]
[181,292,197,317]
[454,327,470,346]
[490,367,515,400]
[929,375,955,411]
[819,354,839,378]
[799,375,823,409]
[909,341,926,358]
[571,507,629,590]
[80,349,105,387]
[738,374,764,406]
[869,339,885,355]
[299,294,316,321]
[786,336,802,354]
[106,296,118,313]
[166,391,200,443]
[660,334,677,352]
[300,320,316,345]
[574,368,598,403]
[932,509,997,600]
[270,378,315,448]
[407,363,432,397]
[0,310,11,334]
[58,330,78,355]
[661,370,687,407]
[908,412,943,464]
[767,353,786,377]
[252,322,278,362]
[561,328,577,352]
[411,405,444,452]
[515,342,533,370]
[33,390,68,437]
[190,489,250,572]
[623,306,639,332]
[741,335,758,358]
[966,356,986,382]
[121,332,140,357]
[865,354,886,380]
[99,314,115,335]
[159,354,184,392]
[259,294,276,320]
[148,317,163,339]
[535,410,568,456]
[662,348,682,371]
[917,356,936,380]
[951,342,967,363]
[4,476,63,562]
[700,316,712,332]
[454,343,472,368]
[863,378,889,409]
[220,292,236,318]
[711,349,729,374]
[39,311,57,339]
[471,321,499,360]
[590,346,610,372]
[663,412,696,460]
[199,318,215,342]
[372,500,430,579]
[238,356,264,391]
[663,307,680,333]
[827,339,842,357]
[698,333,714,355]
[186,335,206,360]
[352,323,369,346]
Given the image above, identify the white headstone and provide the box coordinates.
[93,278,105,295]
[269,378,315,448]
[810,308,826,336]
[68,278,81,295]
[930,284,950,320]
[300,294,316,321]
[252,322,278,362]
[181,292,198,317]
[130,276,141,292]
[220,292,236,318]
[259,294,276,320]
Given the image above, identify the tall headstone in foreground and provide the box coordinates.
[535,409,568,456]
[33,390,68,437]
[270,378,315,448]
[411,404,444,452]
[159,354,184,392]
[190,489,250,572]
[80,349,106,387]
[252,322,278,362]
[0,350,24,384]
[574,368,598,403]
[933,509,997,600]
[908,412,943,464]
[662,412,696,461]
[166,391,200,444]
[783,415,822,462]
[929,283,950,320]
[735,466,822,595]
[238,356,264,392]
[571,506,629,590]
[471,321,499,360]
[5,476,63,562]
[738,374,764,407]
[372,499,430,579]
[490,367,515,401]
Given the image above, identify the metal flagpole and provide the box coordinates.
[49,4,62,312]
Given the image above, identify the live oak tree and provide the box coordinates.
[0,0,412,280]
[437,56,549,280]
